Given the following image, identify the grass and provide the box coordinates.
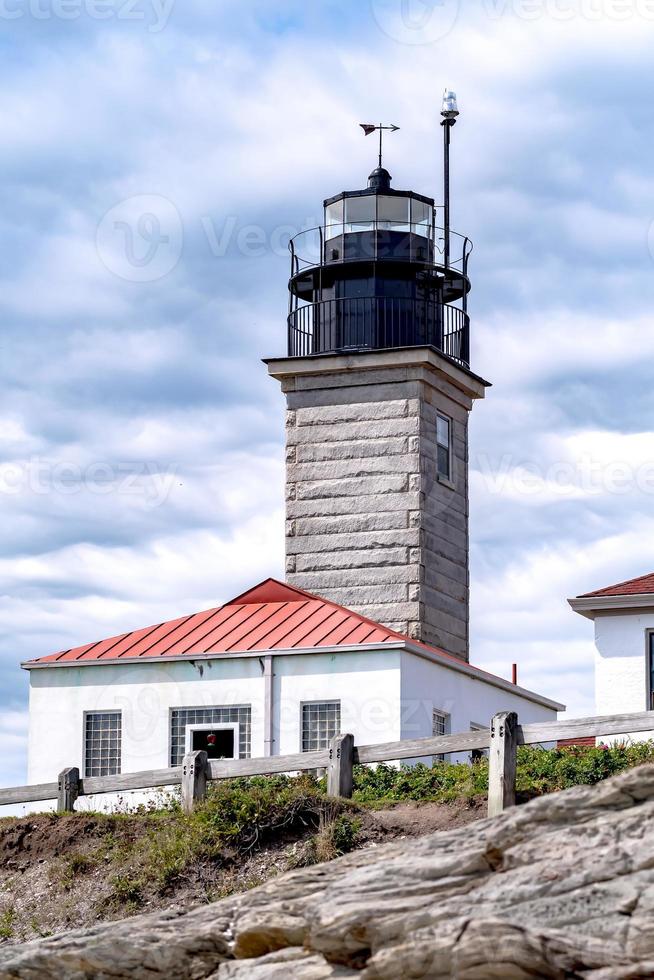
[59,852,97,890]
[0,907,16,941]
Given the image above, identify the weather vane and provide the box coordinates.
[359,122,400,169]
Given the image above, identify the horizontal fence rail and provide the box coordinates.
[2,709,653,817]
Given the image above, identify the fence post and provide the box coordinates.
[57,767,79,813]
[488,712,518,818]
[181,751,208,814]
[327,733,354,799]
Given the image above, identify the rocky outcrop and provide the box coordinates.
[2,766,654,978]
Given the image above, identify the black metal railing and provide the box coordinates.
[288,296,470,367]
[289,223,473,278]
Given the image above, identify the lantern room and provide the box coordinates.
[288,166,472,368]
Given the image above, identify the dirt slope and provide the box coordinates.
[0,798,484,945]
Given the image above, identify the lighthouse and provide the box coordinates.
[266,93,489,661]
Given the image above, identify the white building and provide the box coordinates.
[24,578,561,807]
[569,571,654,732]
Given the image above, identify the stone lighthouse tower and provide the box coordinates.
[266,101,488,661]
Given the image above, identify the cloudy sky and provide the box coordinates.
[1,0,654,787]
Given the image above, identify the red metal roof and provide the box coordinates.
[580,571,654,598]
[23,579,413,667]
[22,578,566,707]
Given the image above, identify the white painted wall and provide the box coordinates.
[400,652,558,763]
[274,650,402,755]
[26,649,403,810]
[23,646,558,812]
[594,611,654,741]
[27,656,267,810]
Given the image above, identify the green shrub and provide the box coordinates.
[516,741,654,794]
[122,773,331,892]
[350,742,654,805]
[352,760,488,804]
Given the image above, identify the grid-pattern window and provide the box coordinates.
[432,709,450,763]
[301,701,341,752]
[84,712,122,778]
[436,413,452,480]
[170,706,251,766]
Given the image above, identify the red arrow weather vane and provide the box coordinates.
[359,123,400,168]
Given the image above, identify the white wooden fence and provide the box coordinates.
[2,709,653,818]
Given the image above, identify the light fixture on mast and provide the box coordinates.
[440,89,459,270]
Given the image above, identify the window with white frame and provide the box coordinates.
[432,709,450,763]
[170,706,251,767]
[84,711,122,778]
[301,701,341,752]
[436,413,452,481]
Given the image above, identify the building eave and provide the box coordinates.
[22,639,564,711]
[21,642,408,671]
[568,593,654,620]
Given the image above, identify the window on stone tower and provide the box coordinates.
[436,413,452,481]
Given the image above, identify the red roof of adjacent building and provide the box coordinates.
[22,579,419,667]
[580,571,654,598]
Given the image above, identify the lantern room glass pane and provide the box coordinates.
[378,195,409,223]
[411,198,431,226]
[377,195,410,232]
[325,200,344,240]
[344,195,376,232]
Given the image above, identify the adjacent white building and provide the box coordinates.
[24,579,562,808]
[569,571,654,735]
